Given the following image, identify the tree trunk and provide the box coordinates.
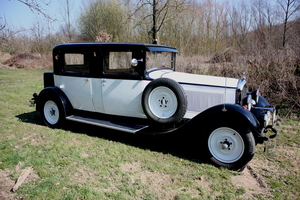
[152,0,158,44]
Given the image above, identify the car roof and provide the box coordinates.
[53,42,178,53]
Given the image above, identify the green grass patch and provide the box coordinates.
[0,68,299,199]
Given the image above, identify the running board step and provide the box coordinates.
[66,115,148,134]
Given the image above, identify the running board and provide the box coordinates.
[66,115,148,134]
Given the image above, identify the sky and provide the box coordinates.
[0,0,234,35]
[0,0,83,33]
[0,0,230,28]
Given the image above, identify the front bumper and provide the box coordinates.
[252,105,280,155]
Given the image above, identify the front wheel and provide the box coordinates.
[204,123,256,170]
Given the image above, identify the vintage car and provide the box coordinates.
[30,42,279,170]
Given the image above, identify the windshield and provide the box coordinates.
[146,51,175,71]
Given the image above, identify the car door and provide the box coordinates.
[54,52,95,112]
[101,78,149,118]
[92,50,149,118]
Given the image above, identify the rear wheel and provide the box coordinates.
[203,122,255,170]
[41,94,65,128]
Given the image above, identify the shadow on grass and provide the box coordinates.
[16,111,207,166]
[16,111,44,126]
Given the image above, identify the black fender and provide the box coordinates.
[251,96,270,124]
[43,72,54,88]
[185,104,261,138]
[36,87,73,116]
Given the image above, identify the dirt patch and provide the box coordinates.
[0,169,16,200]
[120,161,273,199]
[0,162,39,200]
[120,162,180,199]
[120,161,143,173]
[231,164,272,199]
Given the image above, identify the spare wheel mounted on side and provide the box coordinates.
[142,78,187,125]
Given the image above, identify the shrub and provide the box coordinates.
[1,53,52,69]
[177,47,300,118]
[209,48,300,118]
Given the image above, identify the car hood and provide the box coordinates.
[146,69,239,88]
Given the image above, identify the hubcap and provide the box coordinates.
[44,100,59,125]
[148,86,177,119]
[220,138,233,150]
[50,108,56,116]
[208,127,245,163]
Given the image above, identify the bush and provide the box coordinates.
[1,53,52,69]
[209,48,300,118]
[177,47,300,119]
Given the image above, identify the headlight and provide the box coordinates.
[243,93,258,111]
[243,93,252,111]
[251,89,260,104]
[263,111,271,127]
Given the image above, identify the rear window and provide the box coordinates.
[64,53,89,74]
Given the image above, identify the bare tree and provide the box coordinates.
[277,0,300,47]
[127,0,191,44]
[229,0,253,50]
[0,17,5,32]
[0,16,7,49]
[59,0,76,42]
[16,0,52,19]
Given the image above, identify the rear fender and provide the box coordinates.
[36,87,73,116]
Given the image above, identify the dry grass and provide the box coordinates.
[0,52,52,69]
[178,49,300,119]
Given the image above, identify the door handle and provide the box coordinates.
[102,79,107,86]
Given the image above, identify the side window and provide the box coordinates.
[64,53,89,74]
[146,51,175,71]
[104,51,138,75]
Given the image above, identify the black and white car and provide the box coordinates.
[31,42,279,170]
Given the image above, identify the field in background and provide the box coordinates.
[0,67,299,199]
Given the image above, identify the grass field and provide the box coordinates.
[0,68,299,200]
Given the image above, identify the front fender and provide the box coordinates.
[186,104,261,138]
[251,96,271,125]
[36,87,73,116]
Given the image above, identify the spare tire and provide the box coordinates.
[142,78,187,124]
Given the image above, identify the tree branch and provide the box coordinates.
[17,0,53,20]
